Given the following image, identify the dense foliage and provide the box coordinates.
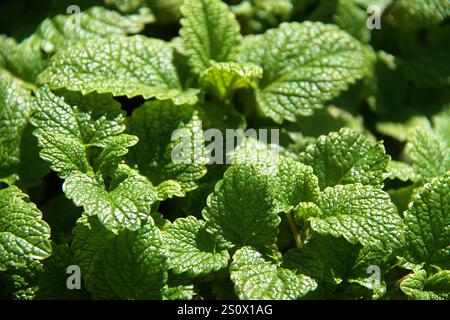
[0,0,449,300]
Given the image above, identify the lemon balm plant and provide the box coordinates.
[0,0,449,300]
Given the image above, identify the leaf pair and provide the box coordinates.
[31,87,155,233]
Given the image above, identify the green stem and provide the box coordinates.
[285,212,302,248]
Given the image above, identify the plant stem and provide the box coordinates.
[285,212,302,247]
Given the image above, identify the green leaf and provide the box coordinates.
[202,165,280,251]
[200,62,262,101]
[148,0,184,24]
[105,0,148,13]
[126,100,207,197]
[35,244,90,300]
[230,0,293,34]
[230,137,320,212]
[27,6,154,54]
[309,183,403,248]
[0,186,51,271]
[0,70,49,187]
[162,216,229,277]
[388,185,417,214]
[229,136,283,169]
[31,86,135,179]
[405,128,449,182]
[402,174,449,267]
[85,220,168,299]
[240,22,370,123]
[63,167,158,233]
[432,107,450,148]
[283,235,355,285]
[287,105,365,139]
[230,247,317,300]
[180,0,242,74]
[333,0,392,43]
[199,100,246,132]
[283,234,392,289]
[300,128,390,189]
[349,245,392,295]
[0,37,47,185]
[0,259,42,300]
[376,116,430,142]
[386,161,418,182]
[0,35,46,83]
[400,50,450,88]
[163,285,195,300]
[400,269,450,300]
[72,215,115,275]
[334,1,370,43]
[270,157,320,213]
[93,135,140,176]
[155,180,184,201]
[37,36,198,104]
[390,0,450,27]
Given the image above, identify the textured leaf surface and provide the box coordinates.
[202,165,280,250]
[93,135,140,176]
[230,137,320,212]
[387,161,418,182]
[283,234,391,287]
[300,128,390,189]
[64,168,158,232]
[376,116,430,142]
[162,216,229,277]
[310,184,403,248]
[0,259,42,300]
[31,86,135,179]
[283,235,355,285]
[105,0,147,13]
[0,186,51,271]
[0,35,46,83]
[432,108,450,148]
[332,0,391,43]
[200,62,262,100]
[163,285,195,300]
[400,270,450,300]
[334,0,370,43]
[1,0,448,302]
[37,36,198,104]
[149,0,184,24]
[27,6,154,54]
[180,0,241,74]
[402,174,450,266]
[230,247,317,300]
[390,0,450,27]
[0,70,48,186]
[126,100,207,197]
[270,157,320,213]
[85,221,168,299]
[240,22,370,123]
[71,215,115,275]
[405,128,449,182]
[230,0,293,34]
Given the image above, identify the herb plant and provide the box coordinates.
[0,0,449,300]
